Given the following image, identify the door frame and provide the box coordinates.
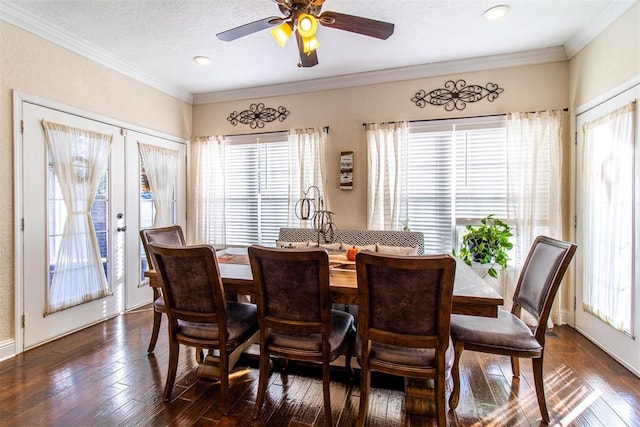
[13,91,187,354]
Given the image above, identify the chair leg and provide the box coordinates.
[322,359,333,426]
[357,366,370,427]
[344,328,355,380]
[147,309,162,353]
[436,372,447,426]
[163,339,180,401]
[219,353,230,415]
[533,356,550,423]
[511,356,521,378]
[448,341,464,410]
[254,350,270,419]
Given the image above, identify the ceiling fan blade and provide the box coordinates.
[216,16,283,41]
[295,31,319,67]
[319,11,394,40]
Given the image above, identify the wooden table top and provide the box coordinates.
[216,248,503,318]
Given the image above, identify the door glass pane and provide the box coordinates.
[139,157,176,281]
[47,160,110,290]
[581,104,635,335]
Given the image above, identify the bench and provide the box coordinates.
[277,227,425,255]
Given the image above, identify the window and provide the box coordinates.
[224,132,293,246]
[191,129,328,248]
[407,117,509,253]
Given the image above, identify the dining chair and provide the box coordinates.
[139,225,186,353]
[355,251,457,427]
[448,235,577,423]
[248,245,356,426]
[147,242,259,412]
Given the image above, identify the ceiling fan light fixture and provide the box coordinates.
[482,4,510,21]
[193,55,212,65]
[302,35,320,53]
[271,22,293,47]
[297,13,318,38]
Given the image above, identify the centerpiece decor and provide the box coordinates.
[294,185,337,245]
[455,214,513,278]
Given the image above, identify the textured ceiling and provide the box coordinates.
[1,0,637,102]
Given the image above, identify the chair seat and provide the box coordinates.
[177,302,258,346]
[451,311,542,355]
[357,336,455,371]
[269,310,355,358]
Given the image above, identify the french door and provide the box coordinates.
[575,81,640,376]
[18,99,186,349]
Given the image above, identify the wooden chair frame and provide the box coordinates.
[248,245,355,426]
[139,225,186,353]
[356,251,457,427]
[148,243,259,413]
[448,235,577,423]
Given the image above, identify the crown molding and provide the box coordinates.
[193,46,568,104]
[0,1,193,104]
[564,0,637,58]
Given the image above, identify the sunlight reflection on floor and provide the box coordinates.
[464,364,598,426]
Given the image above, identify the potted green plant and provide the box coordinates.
[455,214,513,278]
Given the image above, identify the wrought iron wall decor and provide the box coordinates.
[411,79,504,111]
[227,103,290,128]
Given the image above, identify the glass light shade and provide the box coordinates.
[302,35,320,53]
[482,5,510,21]
[193,56,212,65]
[270,22,292,47]
[297,13,318,38]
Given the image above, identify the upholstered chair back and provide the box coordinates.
[147,243,226,324]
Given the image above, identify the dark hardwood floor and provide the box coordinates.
[1,306,639,426]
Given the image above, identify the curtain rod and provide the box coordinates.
[224,126,329,138]
[362,108,568,127]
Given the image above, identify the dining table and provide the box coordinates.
[146,247,504,417]
[215,247,504,318]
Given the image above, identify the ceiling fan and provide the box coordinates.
[216,0,395,68]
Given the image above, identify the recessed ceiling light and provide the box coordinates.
[482,4,510,21]
[193,56,212,65]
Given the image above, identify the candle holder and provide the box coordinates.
[295,185,337,245]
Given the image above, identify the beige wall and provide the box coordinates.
[0,21,192,342]
[193,61,570,230]
[569,2,639,109]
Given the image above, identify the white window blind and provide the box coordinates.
[408,117,508,252]
[224,132,291,246]
[407,126,455,253]
[454,121,508,220]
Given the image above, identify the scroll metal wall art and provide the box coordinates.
[411,79,504,111]
[227,103,290,128]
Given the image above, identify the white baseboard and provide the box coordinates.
[559,309,574,326]
[0,339,16,362]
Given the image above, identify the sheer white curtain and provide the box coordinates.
[581,102,635,333]
[188,135,226,246]
[366,122,409,230]
[506,110,564,324]
[138,142,179,227]
[42,120,112,314]
[288,127,330,226]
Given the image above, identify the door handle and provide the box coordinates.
[117,226,127,232]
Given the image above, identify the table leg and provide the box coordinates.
[404,378,436,416]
